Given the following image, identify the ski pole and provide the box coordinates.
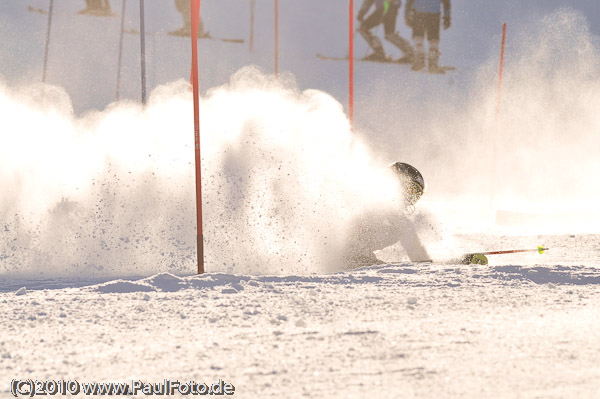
[116,0,126,101]
[461,246,548,265]
[139,0,147,105]
[349,0,354,130]
[274,0,279,77]
[472,246,548,256]
[250,0,255,53]
[42,0,55,87]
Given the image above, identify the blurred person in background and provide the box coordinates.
[169,0,209,37]
[405,0,451,73]
[357,0,415,63]
[78,0,113,17]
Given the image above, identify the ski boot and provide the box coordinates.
[169,27,211,38]
[428,49,446,74]
[397,54,413,64]
[361,50,388,62]
[168,26,191,36]
[78,0,113,16]
[411,52,426,71]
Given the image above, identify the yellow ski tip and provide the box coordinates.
[538,246,548,254]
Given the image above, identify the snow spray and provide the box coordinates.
[479,10,600,231]
[0,67,404,277]
[384,9,600,235]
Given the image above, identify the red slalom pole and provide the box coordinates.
[349,0,354,130]
[190,0,204,274]
[274,0,279,76]
[42,0,54,86]
[496,23,507,122]
[490,22,506,214]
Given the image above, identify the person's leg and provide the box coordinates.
[411,13,426,70]
[359,8,386,59]
[383,5,414,62]
[102,0,112,13]
[425,13,443,73]
[198,16,208,37]
[343,212,430,266]
[175,0,191,30]
[171,0,207,37]
[395,214,431,262]
[78,0,112,16]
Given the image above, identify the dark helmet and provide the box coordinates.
[390,162,425,206]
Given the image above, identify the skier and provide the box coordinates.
[169,0,209,38]
[405,0,451,73]
[357,0,415,63]
[78,0,113,17]
[342,162,431,267]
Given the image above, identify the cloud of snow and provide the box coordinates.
[386,8,600,235]
[488,10,600,216]
[0,67,405,277]
[2,8,599,277]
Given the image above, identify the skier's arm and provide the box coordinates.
[357,0,375,22]
[442,0,451,29]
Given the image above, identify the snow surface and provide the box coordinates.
[1,0,600,397]
[2,236,600,398]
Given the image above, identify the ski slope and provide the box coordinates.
[1,0,600,397]
[2,233,600,398]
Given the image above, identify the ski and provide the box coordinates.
[166,30,244,43]
[124,28,244,43]
[28,5,47,15]
[30,3,116,17]
[317,53,455,71]
[317,53,401,64]
[461,246,549,265]
[123,29,244,43]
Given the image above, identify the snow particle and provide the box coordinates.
[15,287,27,296]
[295,319,307,328]
[407,297,418,305]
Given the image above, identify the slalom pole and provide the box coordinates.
[42,0,55,88]
[274,0,279,77]
[250,0,255,53]
[116,0,126,101]
[490,23,506,213]
[496,23,507,123]
[190,0,204,274]
[349,0,354,130]
[139,0,147,105]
